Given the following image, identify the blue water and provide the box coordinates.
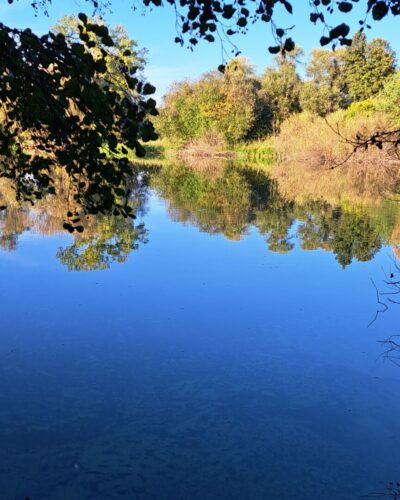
[1,186,400,499]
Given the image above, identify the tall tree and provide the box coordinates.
[0,14,157,231]
[344,31,396,101]
[259,50,302,131]
[53,15,148,98]
[300,48,349,116]
[157,58,260,144]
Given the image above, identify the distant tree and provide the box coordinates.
[344,31,396,101]
[214,58,260,143]
[380,70,400,124]
[300,48,349,116]
[157,57,260,144]
[258,50,302,131]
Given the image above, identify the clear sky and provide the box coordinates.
[2,0,399,101]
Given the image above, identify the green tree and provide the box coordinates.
[259,50,302,131]
[300,48,349,116]
[344,31,396,101]
[157,58,260,144]
[0,14,157,232]
[53,15,148,98]
[215,58,260,143]
[380,70,400,124]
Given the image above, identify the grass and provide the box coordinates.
[235,138,275,162]
[275,110,399,166]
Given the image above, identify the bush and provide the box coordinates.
[344,99,378,119]
[156,59,261,146]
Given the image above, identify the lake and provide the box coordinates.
[1,162,400,499]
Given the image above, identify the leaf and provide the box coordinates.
[222,4,236,19]
[268,45,281,54]
[338,1,352,12]
[143,83,156,94]
[372,1,389,20]
[281,0,293,14]
[283,37,295,51]
[329,23,350,39]
[78,13,88,25]
[320,35,331,46]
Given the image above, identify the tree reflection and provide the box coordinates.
[150,162,259,240]
[150,161,396,267]
[1,160,400,270]
[56,217,148,271]
[296,203,382,267]
[0,168,151,270]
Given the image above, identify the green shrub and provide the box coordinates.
[344,99,377,119]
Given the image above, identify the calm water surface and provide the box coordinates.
[1,164,400,499]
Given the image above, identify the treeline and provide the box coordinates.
[156,32,399,146]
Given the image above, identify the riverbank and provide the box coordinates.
[145,108,400,168]
[140,137,275,163]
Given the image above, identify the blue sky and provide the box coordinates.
[2,0,399,101]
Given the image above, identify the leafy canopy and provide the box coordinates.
[0,13,157,232]
[7,0,400,56]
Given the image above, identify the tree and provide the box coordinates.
[53,15,148,98]
[0,13,157,232]
[380,70,400,124]
[157,57,260,144]
[259,50,302,131]
[156,78,221,144]
[214,58,260,143]
[344,31,396,101]
[300,48,349,116]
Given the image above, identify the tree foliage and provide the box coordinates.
[157,57,260,144]
[9,0,400,55]
[343,31,396,101]
[53,15,148,98]
[258,50,302,131]
[0,13,157,232]
[380,70,400,124]
[300,48,349,116]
